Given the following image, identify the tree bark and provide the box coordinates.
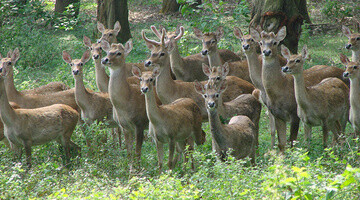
[161,0,180,14]
[97,0,131,43]
[55,0,80,17]
[249,0,311,53]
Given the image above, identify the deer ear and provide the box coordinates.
[301,45,308,60]
[194,80,205,95]
[7,50,12,58]
[202,63,211,76]
[153,67,161,77]
[124,39,133,56]
[339,53,350,65]
[250,27,261,42]
[62,51,72,64]
[233,27,243,39]
[193,27,203,40]
[222,62,229,76]
[132,66,142,78]
[101,40,111,52]
[281,45,291,60]
[81,50,91,63]
[114,21,121,35]
[342,25,352,38]
[11,48,20,62]
[83,36,92,48]
[215,27,224,41]
[275,26,287,42]
[97,21,105,33]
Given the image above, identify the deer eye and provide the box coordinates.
[7,61,12,65]
[354,66,358,69]
[80,63,83,66]
[215,93,219,98]
[99,47,102,50]
[273,41,277,45]
[160,52,165,57]
[357,37,360,41]
[139,77,143,81]
[295,59,300,63]
[259,42,263,46]
[70,63,73,66]
[204,94,208,98]
[211,40,216,44]
[250,38,254,42]
[90,47,93,50]
[117,52,122,56]
[109,33,113,36]
[149,78,153,82]
[216,76,221,80]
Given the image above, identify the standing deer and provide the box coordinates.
[101,39,148,160]
[0,66,80,169]
[251,26,349,152]
[342,25,360,62]
[193,27,251,83]
[132,66,205,170]
[194,80,256,164]
[341,54,360,136]
[282,45,349,148]
[0,49,69,95]
[150,25,241,81]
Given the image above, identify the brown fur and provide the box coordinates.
[342,25,360,62]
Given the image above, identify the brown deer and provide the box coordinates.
[132,66,205,170]
[251,26,349,152]
[150,25,241,81]
[0,66,80,169]
[341,54,360,136]
[193,27,251,83]
[0,49,69,95]
[142,30,245,120]
[194,80,256,164]
[101,39,148,160]
[282,45,349,148]
[342,25,360,62]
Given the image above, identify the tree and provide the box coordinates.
[55,0,80,17]
[97,0,131,43]
[161,0,202,14]
[249,0,311,53]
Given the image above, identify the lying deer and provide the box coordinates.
[0,49,69,95]
[341,54,360,136]
[194,80,256,164]
[132,66,205,170]
[0,66,80,169]
[193,27,251,83]
[342,25,360,62]
[251,26,349,152]
[150,25,241,81]
[282,45,349,148]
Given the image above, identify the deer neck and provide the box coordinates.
[352,50,360,62]
[244,50,263,91]
[156,56,177,101]
[4,69,21,100]
[292,71,311,109]
[144,86,162,125]
[94,59,109,93]
[262,53,288,98]
[108,62,131,106]
[169,43,185,72]
[0,78,17,125]
[207,47,223,67]
[208,108,227,149]
[74,74,91,110]
[349,77,360,109]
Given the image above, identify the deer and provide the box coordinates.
[150,25,241,81]
[100,39,149,160]
[132,66,205,170]
[251,26,349,152]
[341,54,360,137]
[281,45,349,148]
[194,80,256,164]
[0,65,80,169]
[193,27,252,83]
[0,49,69,95]
[142,30,246,120]
[342,25,360,62]
[62,50,121,145]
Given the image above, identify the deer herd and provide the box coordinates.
[0,21,359,171]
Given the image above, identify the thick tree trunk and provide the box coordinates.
[161,0,180,14]
[55,0,80,17]
[249,0,311,53]
[97,0,131,43]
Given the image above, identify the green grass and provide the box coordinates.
[0,0,359,199]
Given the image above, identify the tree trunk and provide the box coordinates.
[97,0,131,43]
[161,0,180,14]
[249,0,311,53]
[55,0,80,17]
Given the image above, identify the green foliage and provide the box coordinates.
[321,0,360,22]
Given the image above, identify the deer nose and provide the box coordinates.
[101,58,109,64]
[263,50,272,56]
[73,70,79,75]
[208,102,215,108]
[141,87,149,93]
[345,44,352,49]
[243,44,250,50]
[201,50,208,56]
[343,72,349,77]
[144,61,152,67]
[282,66,289,72]
[93,55,100,60]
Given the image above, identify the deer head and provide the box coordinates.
[62,50,91,76]
[100,39,133,68]
[97,21,121,44]
[342,25,360,50]
[251,26,287,58]
[194,79,228,110]
[0,48,20,77]
[193,27,224,56]
[341,54,360,79]
[202,62,229,86]
[281,45,308,74]
[83,36,103,60]
[132,66,160,94]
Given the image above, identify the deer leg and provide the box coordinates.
[134,126,144,160]
[304,124,312,150]
[123,128,134,158]
[322,123,329,149]
[154,138,164,171]
[168,138,175,170]
[275,118,287,153]
[289,116,300,147]
[330,121,341,146]
[24,141,32,169]
[268,112,277,148]
[250,146,256,166]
